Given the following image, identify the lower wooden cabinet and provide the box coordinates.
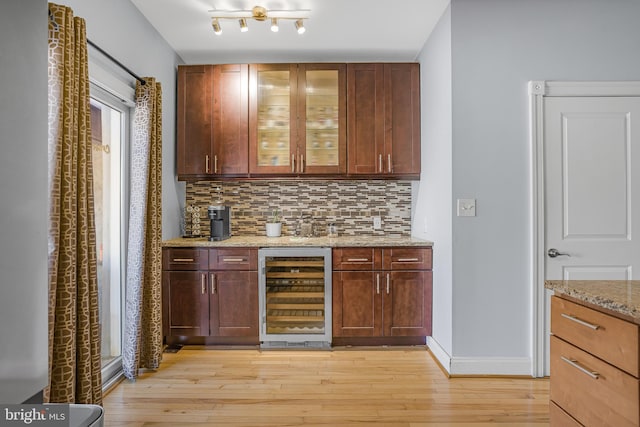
[332,247,432,345]
[550,296,640,426]
[162,247,258,345]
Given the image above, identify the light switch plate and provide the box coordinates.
[457,198,476,217]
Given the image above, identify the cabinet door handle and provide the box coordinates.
[214,155,218,174]
[376,273,380,294]
[210,273,216,294]
[201,273,206,295]
[172,258,194,262]
[378,154,383,173]
[560,356,599,379]
[388,154,392,173]
[300,154,304,173]
[205,155,210,173]
[386,273,390,294]
[347,258,369,262]
[222,258,245,262]
[397,258,419,262]
[291,154,296,173]
[561,313,600,330]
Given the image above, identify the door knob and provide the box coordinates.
[548,248,570,258]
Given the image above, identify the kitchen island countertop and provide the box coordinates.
[163,235,433,248]
[545,280,640,324]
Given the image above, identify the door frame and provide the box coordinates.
[529,80,640,377]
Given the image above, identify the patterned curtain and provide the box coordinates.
[123,79,163,380]
[47,3,102,404]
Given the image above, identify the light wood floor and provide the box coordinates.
[103,347,549,426]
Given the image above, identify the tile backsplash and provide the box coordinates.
[184,180,412,238]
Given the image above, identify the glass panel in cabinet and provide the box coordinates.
[305,70,339,166]
[257,70,291,167]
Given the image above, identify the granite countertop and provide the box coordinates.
[545,280,640,324]
[163,235,433,248]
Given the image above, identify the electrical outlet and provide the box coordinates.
[373,216,382,229]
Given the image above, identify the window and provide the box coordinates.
[89,85,130,388]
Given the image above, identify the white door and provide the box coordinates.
[541,94,640,374]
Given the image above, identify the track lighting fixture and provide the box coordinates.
[212,18,222,35]
[239,18,248,32]
[209,5,309,35]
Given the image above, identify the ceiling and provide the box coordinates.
[130,0,450,64]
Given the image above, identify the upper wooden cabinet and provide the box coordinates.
[249,63,347,175]
[177,64,249,179]
[176,62,419,180]
[347,63,420,178]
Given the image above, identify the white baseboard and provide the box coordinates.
[426,336,451,374]
[450,356,532,376]
[427,337,532,376]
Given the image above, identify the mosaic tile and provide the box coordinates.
[184,180,412,237]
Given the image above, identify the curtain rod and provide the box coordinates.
[87,39,147,86]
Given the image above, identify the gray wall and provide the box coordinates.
[413,6,453,357]
[0,0,49,403]
[64,0,184,239]
[420,0,640,365]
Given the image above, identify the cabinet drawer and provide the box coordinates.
[332,248,381,271]
[551,296,639,376]
[209,248,257,270]
[163,248,209,271]
[550,336,639,427]
[549,401,583,427]
[382,247,432,270]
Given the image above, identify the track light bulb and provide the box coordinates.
[270,18,279,32]
[295,19,305,34]
[212,18,222,35]
[239,18,248,32]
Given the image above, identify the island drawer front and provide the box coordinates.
[163,248,209,271]
[549,401,583,427]
[332,248,382,271]
[209,248,257,270]
[382,247,432,270]
[550,336,639,427]
[551,296,639,377]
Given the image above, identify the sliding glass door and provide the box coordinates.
[90,87,129,387]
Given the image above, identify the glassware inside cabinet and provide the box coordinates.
[305,70,339,166]
[257,70,291,167]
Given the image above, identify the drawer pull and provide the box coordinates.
[561,313,600,330]
[397,258,419,262]
[172,258,195,262]
[347,258,369,262]
[560,356,599,379]
[222,258,245,262]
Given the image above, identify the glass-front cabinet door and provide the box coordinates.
[249,63,345,175]
[249,64,297,174]
[298,64,346,174]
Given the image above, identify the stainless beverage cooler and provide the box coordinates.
[258,247,332,348]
